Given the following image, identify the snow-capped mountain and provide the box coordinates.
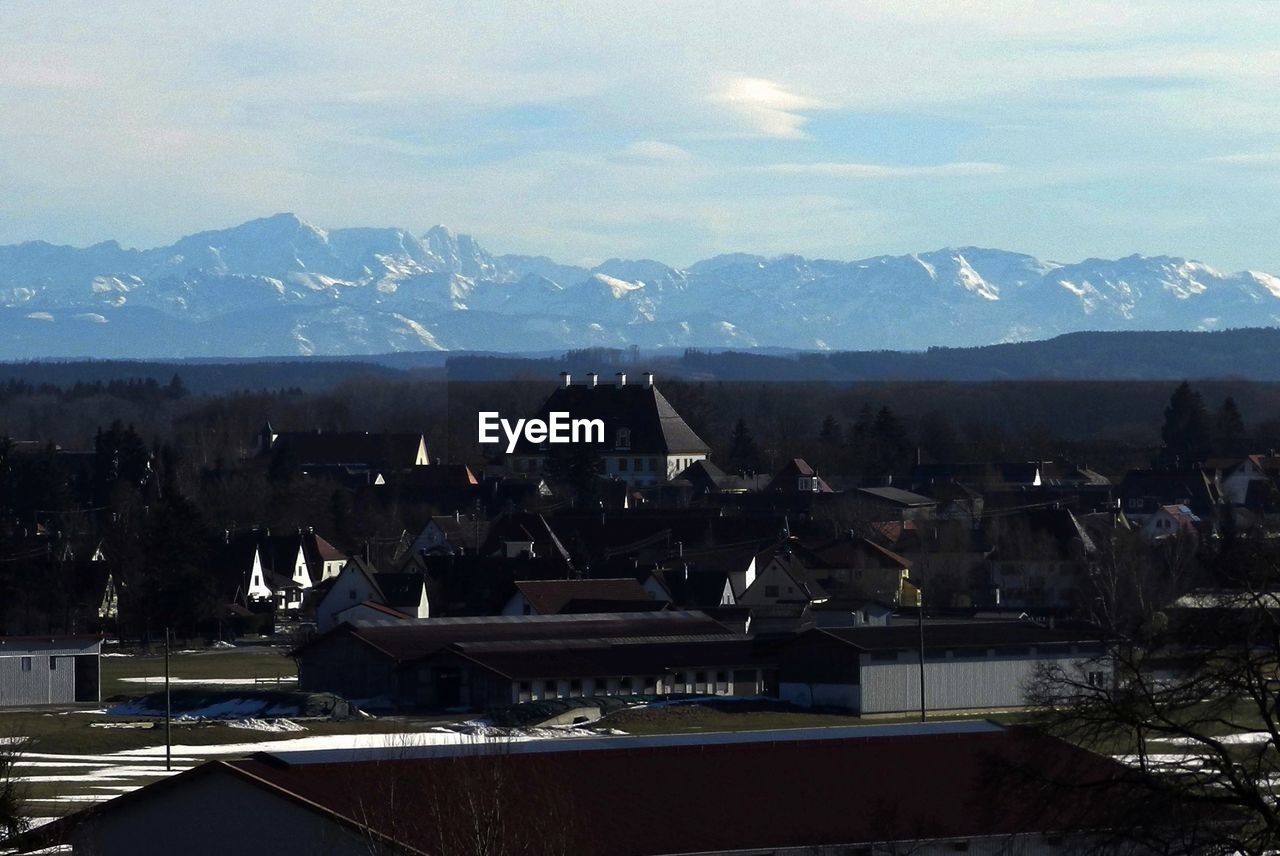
[1,212,1279,358]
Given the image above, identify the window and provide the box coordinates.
[519,680,532,696]
[616,428,631,450]
[618,457,628,472]
[634,458,642,472]
[348,589,357,600]
[569,679,582,697]
[20,656,31,672]
[49,656,57,670]
[1087,671,1107,688]
[648,458,658,472]
[764,585,779,597]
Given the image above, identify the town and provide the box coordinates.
[2,366,1276,853]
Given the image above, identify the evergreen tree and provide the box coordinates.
[818,414,841,445]
[871,406,911,474]
[726,418,762,474]
[1161,381,1212,464]
[1217,396,1246,446]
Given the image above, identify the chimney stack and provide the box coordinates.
[559,371,571,388]
[587,372,598,388]
[615,372,626,388]
[643,371,654,388]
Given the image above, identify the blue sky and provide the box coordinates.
[2,1,1280,271]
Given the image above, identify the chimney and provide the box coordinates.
[559,371,571,388]
[643,371,654,388]
[615,372,627,388]
[587,372,598,388]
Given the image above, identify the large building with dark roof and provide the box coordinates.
[509,372,710,487]
[293,610,760,709]
[32,722,1141,856]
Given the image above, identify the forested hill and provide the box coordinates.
[0,328,1278,394]
[445,328,1280,382]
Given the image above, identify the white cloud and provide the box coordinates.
[768,161,1008,178]
[708,77,828,139]
[619,141,693,162]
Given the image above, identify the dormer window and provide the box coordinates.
[616,428,631,450]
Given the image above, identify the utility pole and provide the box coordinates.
[164,627,172,771]
[916,586,926,723]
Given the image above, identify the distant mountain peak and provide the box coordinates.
[1,215,1279,358]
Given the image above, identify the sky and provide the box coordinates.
[2,1,1280,270]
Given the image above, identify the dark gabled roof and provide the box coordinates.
[443,634,759,680]
[384,465,478,487]
[371,572,426,610]
[766,458,833,493]
[672,459,751,493]
[271,432,425,469]
[801,535,913,571]
[296,610,730,663]
[344,600,411,620]
[648,567,734,609]
[816,618,1104,652]
[1119,468,1219,509]
[985,508,1095,562]
[514,578,654,615]
[511,381,708,455]
[855,486,937,507]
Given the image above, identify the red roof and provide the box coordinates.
[212,726,1130,854]
[515,578,654,615]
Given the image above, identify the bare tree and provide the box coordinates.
[0,737,29,843]
[1027,537,1280,854]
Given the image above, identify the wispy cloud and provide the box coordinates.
[1203,151,1280,166]
[709,77,827,139]
[618,141,693,162]
[768,161,1008,178]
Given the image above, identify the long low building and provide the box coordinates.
[26,722,1139,856]
[294,611,768,709]
[777,618,1108,714]
[0,635,101,707]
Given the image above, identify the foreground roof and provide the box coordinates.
[36,722,1136,856]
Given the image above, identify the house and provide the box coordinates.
[765,458,833,494]
[32,722,1141,856]
[314,560,429,633]
[215,529,348,612]
[983,508,1098,611]
[667,459,753,495]
[0,635,101,707]
[294,610,746,709]
[1119,468,1220,525]
[1139,504,1201,542]
[500,578,658,616]
[777,617,1108,713]
[852,486,938,521]
[1210,454,1280,507]
[508,371,710,487]
[740,535,919,610]
[406,514,491,557]
[259,423,430,479]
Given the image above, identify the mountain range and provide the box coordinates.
[2,212,1279,359]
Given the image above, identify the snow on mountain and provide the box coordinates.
[2,213,1279,358]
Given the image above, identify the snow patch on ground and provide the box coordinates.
[117,676,296,686]
[226,718,306,733]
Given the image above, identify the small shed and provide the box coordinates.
[0,635,102,707]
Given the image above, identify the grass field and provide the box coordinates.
[99,646,296,699]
